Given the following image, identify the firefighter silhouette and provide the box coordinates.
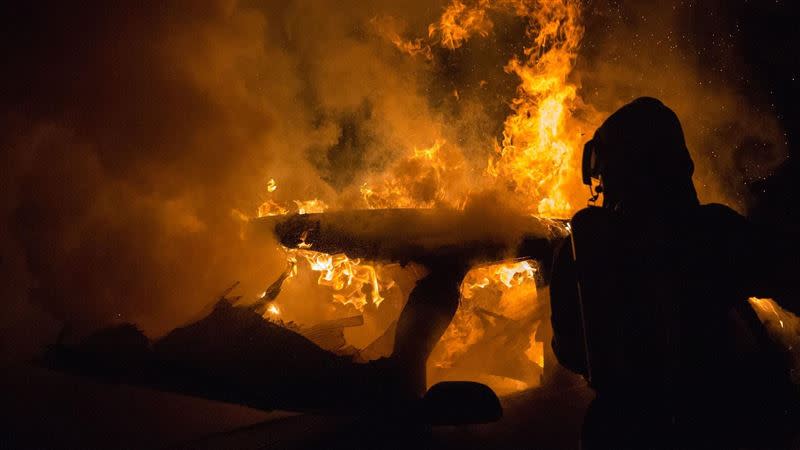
[550,97,800,448]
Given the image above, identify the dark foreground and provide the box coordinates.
[6,366,800,449]
[2,366,592,450]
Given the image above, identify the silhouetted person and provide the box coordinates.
[550,97,800,448]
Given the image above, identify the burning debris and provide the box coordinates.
[254,207,567,392]
[45,293,389,412]
[45,286,507,425]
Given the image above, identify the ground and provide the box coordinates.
[2,366,593,450]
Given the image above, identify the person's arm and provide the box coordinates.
[740,224,800,316]
[711,203,800,315]
[549,239,589,376]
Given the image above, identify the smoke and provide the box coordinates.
[576,0,788,211]
[0,0,787,362]
[0,0,498,361]
[2,1,291,358]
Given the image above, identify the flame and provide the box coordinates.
[248,1,799,396]
[360,140,469,210]
[255,178,391,313]
[293,199,328,215]
[526,328,544,367]
[257,200,289,217]
[462,259,538,299]
[255,0,593,393]
[428,0,494,50]
[373,0,593,217]
[487,0,586,217]
[285,247,386,311]
[430,259,543,374]
[256,179,329,217]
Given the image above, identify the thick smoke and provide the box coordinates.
[0,0,500,361]
[0,0,787,362]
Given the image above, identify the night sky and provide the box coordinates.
[584,1,800,225]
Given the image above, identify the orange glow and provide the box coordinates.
[293,199,328,215]
[256,179,328,217]
[378,0,593,217]
[428,0,494,50]
[359,140,469,210]
[257,0,592,394]
[487,0,586,218]
[429,259,543,383]
[462,259,538,299]
[748,297,800,383]
[257,200,289,217]
[285,247,386,311]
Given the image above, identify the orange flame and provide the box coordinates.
[428,0,494,50]
[378,0,594,217]
[360,140,469,210]
[285,247,386,311]
[462,259,538,299]
[293,199,328,215]
[431,259,543,373]
[489,0,586,217]
[258,0,593,394]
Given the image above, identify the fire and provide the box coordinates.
[293,199,328,215]
[365,0,592,218]
[748,297,800,383]
[256,179,329,218]
[255,180,392,312]
[462,259,539,299]
[360,140,470,210]
[257,200,288,217]
[487,0,587,217]
[429,0,494,50]
[428,259,545,391]
[374,0,593,217]
[407,0,586,389]
[284,247,386,311]
[267,304,281,316]
[255,0,593,393]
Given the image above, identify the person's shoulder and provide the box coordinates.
[697,203,747,225]
[571,206,612,223]
[570,206,617,237]
[696,204,751,239]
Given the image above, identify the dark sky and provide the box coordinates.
[703,0,800,226]
[589,0,800,222]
